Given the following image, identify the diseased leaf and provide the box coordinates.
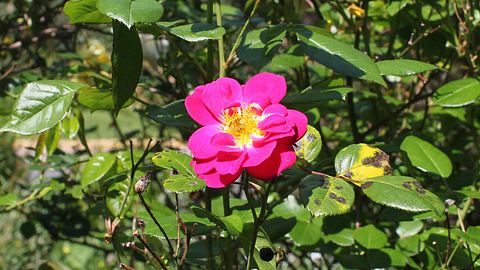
[353,225,388,249]
[294,125,322,163]
[400,135,452,178]
[433,78,480,107]
[152,150,195,176]
[294,25,385,86]
[335,143,392,185]
[97,0,163,28]
[299,175,355,217]
[0,80,87,135]
[376,59,437,76]
[64,0,111,24]
[163,175,206,193]
[360,176,444,215]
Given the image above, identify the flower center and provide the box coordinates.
[222,104,264,147]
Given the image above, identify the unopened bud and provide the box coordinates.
[135,172,152,194]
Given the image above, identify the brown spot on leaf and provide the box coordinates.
[361,181,373,189]
[322,179,330,189]
[402,181,412,190]
[344,171,354,178]
[306,134,315,142]
[416,187,426,194]
[314,198,321,205]
[362,157,374,165]
[329,193,337,199]
[335,186,343,190]
[384,166,393,175]
[337,197,347,204]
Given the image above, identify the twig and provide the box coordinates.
[134,230,168,270]
[224,0,262,70]
[138,193,175,257]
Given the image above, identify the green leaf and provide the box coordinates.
[353,224,388,249]
[111,20,143,115]
[0,80,87,135]
[294,125,322,163]
[64,0,111,24]
[396,220,424,238]
[396,235,425,256]
[360,176,444,215]
[289,218,324,246]
[327,228,354,246]
[61,112,79,139]
[400,135,452,178]
[145,100,195,127]
[163,175,206,193]
[237,25,287,70]
[334,143,392,185]
[192,206,243,236]
[294,25,386,86]
[81,152,117,188]
[169,23,225,42]
[239,225,276,270]
[96,0,163,28]
[299,175,355,216]
[376,59,437,76]
[152,150,195,176]
[45,123,61,156]
[433,78,480,107]
[77,87,134,111]
[0,193,17,207]
[282,87,353,106]
[106,176,132,217]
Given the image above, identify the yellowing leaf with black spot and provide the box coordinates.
[294,125,322,163]
[152,150,205,193]
[335,143,392,185]
[299,175,354,217]
[360,176,444,215]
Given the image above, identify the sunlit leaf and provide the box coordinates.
[400,135,452,178]
[294,125,322,163]
[335,143,392,185]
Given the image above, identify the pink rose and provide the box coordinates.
[185,72,308,188]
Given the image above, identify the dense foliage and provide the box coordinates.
[1,0,479,269]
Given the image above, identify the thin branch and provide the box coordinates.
[134,230,168,270]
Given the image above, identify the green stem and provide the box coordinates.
[207,0,214,81]
[244,175,272,269]
[224,0,261,70]
[215,0,225,77]
[222,188,233,270]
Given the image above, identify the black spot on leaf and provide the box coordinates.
[259,247,275,261]
[361,181,373,189]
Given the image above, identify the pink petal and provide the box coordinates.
[287,109,308,141]
[257,114,286,130]
[199,170,241,188]
[247,144,296,180]
[262,104,288,116]
[185,86,220,126]
[215,151,246,175]
[201,77,243,121]
[243,140,277,167]
[211,132,242,153]
[188,125,222,159]
[243,72,287,107]
[191,158,216,175]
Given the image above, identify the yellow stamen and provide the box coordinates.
[222,104,264,147]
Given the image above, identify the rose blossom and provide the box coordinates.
[185,72,308,188]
